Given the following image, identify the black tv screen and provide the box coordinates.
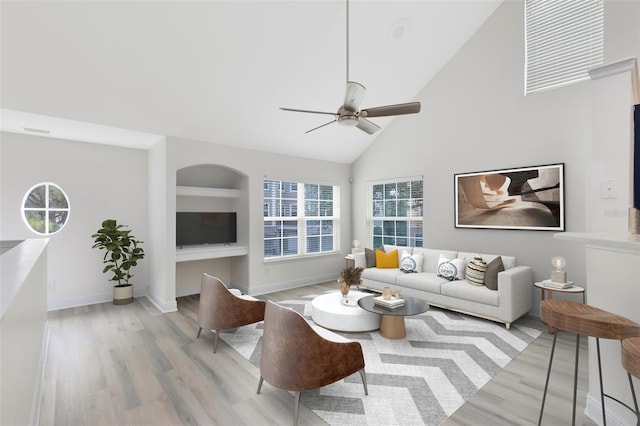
[176,212,237,247]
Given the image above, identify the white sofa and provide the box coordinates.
[353,245,533,329]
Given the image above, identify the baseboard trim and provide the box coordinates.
[145,292,178,313]
[247,273,337,296]
[47,287,148,311]
[585,391,636,426]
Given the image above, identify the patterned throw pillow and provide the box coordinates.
[400,251,424,273]
[437,255,465,281]
[465,257,488,286]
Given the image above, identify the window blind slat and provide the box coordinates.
[525,0,603,95]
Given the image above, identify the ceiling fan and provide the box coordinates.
[281,0,421,135]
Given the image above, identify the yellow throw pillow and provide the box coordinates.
[376,249,399,269]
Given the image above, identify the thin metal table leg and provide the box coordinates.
[572,334,580,425]
[596,337,607,425]
[628,373,639,426]
[539,329,559,426]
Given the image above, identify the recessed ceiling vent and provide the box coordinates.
[23,127,51,134]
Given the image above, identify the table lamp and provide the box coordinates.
[551,256,567,283]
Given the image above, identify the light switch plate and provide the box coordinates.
[600,179,617,199]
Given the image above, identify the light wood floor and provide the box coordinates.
[39,282,596,425]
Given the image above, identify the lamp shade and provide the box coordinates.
[551,256,566,271]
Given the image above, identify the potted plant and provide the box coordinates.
[91,219,145,305]
[338,266,364,298]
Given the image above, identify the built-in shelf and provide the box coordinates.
[175,244,248,262]
[176,186,241,198]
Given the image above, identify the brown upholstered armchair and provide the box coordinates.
[196,273,266,353]
[257,300,368,425]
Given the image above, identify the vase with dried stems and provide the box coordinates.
[338,266,364,298]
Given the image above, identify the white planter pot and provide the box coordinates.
[113,284,133,305]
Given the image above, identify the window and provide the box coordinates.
[369,178,423,248]
[22,182,70,235]
[264,179,339,259]
[525,0,604,95]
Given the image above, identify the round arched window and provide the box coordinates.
[22,182,70,235]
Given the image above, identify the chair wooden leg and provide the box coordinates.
[213,330,219,353]
[257,376,264,394]
[293,391,301,426]
[196,327,202,338]
[358,369,368,395]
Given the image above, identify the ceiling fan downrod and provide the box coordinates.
[279,0,421,135]
[346,0,350,84]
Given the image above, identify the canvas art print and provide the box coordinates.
[455,164,564,230]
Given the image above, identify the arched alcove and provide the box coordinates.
[174,163,249,296]
[177,163,244,189]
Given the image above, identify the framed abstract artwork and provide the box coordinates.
[454,163,565,231]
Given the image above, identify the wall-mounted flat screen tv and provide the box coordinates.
[176,212,237,247]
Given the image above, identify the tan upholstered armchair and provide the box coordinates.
[196,273,266,353]
[257,300,368,425]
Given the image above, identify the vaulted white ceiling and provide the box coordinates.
[1,1,502,163]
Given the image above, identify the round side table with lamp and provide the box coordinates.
[536,256,585,333]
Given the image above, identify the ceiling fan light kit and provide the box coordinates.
[338,114,358,127]
[281,0,421,135]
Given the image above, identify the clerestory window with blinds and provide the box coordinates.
[525,0,604,95]
[263,179,339,259]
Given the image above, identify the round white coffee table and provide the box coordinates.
[311,290,380,332]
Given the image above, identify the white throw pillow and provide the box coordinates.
[437,255,465,281]
[400,251,424,273]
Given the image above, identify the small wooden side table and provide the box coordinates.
[534,281,585,333]
[344,255,355,268]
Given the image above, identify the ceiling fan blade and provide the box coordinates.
[343,81,366,112]
[280,107,337,116]
[305,119,337,134]
[360,102,421,118]
[356,118,381,135]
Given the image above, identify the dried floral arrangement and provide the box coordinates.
[339,266,364,286]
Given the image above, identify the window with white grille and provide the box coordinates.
[263,179,339,259]
[22,182,70,235]
[368,178,423,248]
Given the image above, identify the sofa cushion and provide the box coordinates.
[484,256,505,290]
[457,252,478,262]
[364,247,380,268]
[400,250,424,273]
[396,272,447,294]
[361,267,404,283]
[437,255,465,281]
[465,257,488,286]
[482,253,516,270]
[413,248,457,273]
[384,245,409,260]
[376,249,399,268]
[441,280,500,306]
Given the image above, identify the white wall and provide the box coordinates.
[157,136,352,304]
[352,0,639,315]
[0,132,149,310]
[0,131,352,311]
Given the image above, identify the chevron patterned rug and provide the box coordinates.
[219,293,541,426]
